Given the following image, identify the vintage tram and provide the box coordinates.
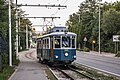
[37,26,77,65]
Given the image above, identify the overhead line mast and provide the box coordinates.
[14,1,67,62]
[24,17,60,19]
[24,16,60,32]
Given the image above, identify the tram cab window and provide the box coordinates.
[54,36,61,48]
[72,39,75,48]
[72,36,75,48]
[62,36,70,48]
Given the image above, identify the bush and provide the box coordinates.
[0,66,14,80]
[83,47,90,52]
[77,48,83,51]
[1,53,9,67]
[115,51,120,57]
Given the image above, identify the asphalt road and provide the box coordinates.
[9,49,48,80]
[75,51,120,77]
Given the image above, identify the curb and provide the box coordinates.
[8,66,19,80]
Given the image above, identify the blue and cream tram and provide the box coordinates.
[37,26,77,64]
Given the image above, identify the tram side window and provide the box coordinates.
[43,39,45,49]
[45,39,47,49]
[46,39,49,49]
[54,39,60,48]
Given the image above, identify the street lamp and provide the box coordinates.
[92,40,96,51]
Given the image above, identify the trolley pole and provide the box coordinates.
[9,0,12,66]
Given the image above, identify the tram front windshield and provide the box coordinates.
[54,36,75,48]
[62,36,70,48]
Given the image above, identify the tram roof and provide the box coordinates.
[38,32,77,39]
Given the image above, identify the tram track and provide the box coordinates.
[68,65,96,80]
[24,50,36,60]
[48,66,74,80]
[48,65,96,80]
[47,64,119,80]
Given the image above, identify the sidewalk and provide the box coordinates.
[9,49,48,80]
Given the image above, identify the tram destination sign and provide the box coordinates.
[113,35,120,42]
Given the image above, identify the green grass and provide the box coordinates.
[45,69,57,80]
[115,51,120,57]
[0,66,14,80]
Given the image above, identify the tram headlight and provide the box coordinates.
[65,52,69,56]
[55,55,58,59]
[73,55,76,59]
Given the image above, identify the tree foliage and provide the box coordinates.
[67,0,120,52]
[0,0,32,67]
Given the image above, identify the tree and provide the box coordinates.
[67,0,120,52]
[67,0,98,49]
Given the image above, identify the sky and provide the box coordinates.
[14,0,118,31]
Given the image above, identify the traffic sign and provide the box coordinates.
[84,37,87,41]
[113,35,120,42]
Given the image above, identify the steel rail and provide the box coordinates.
[57,68,75,80]
[68,65,96,80]
[48,66,74,80]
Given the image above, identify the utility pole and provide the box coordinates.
[16,0,19,59]
[98,0,101,54]
[26,25,28,49]
[18,16,21,47]
[9,0,12,66]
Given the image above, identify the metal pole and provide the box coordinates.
[92,43,94,51]
[115,42,116,53]
[117,42,118,54]
[26,25,28,49]
[16,0,19,59]
[18,17,20,46]
[98,0,101,54]
[9,0,12,66]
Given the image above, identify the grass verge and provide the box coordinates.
[45,69,57,80]
[0,66,14,80]
[74,63,119,80]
